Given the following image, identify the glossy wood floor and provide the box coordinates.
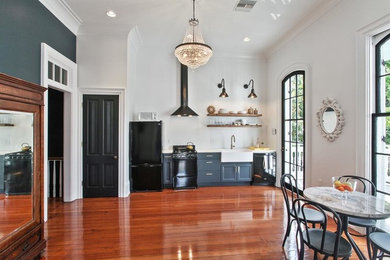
[42,186,367,259]
[0,194,32,236]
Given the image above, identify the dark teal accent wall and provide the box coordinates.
[0,0,76,85]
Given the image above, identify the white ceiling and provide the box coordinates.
[63,0,328,57]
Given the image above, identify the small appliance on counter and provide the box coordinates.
[172,143,198,190]
[137,112,158,121]
[130,121,162,192]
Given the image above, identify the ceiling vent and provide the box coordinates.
[235,0,257,12]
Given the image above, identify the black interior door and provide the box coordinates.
[83,95,119,197]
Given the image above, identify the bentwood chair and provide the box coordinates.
[280,174,325,247]
[369,232,390,259]
[338,175,377,259]
[293,198,352,260]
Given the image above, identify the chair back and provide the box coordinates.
[280,174,300,214]
[293,198,343,259]
[338,175,376,196]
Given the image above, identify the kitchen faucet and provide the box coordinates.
[231,135,236,149]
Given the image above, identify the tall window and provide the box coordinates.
[282,71,305,190]
[372,33,390,195]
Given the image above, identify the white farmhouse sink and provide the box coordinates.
[221,149,253,162]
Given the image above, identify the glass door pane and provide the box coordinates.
[282,71,305,190]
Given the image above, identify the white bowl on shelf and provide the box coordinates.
[219,109,227,114]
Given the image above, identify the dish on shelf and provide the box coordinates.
[238,111,247,114]
[229,111,236,114]
[219,109,227,114]
[207,105,216,114]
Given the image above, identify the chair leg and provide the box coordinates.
[323,255,329,260]
[373,245,378,259]
[282,215,292,247]
[313,251,318,260]
[366,227,372,260]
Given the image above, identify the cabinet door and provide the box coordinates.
[237,163,252,181]
[221,164,236,182]
[162,154,173,187]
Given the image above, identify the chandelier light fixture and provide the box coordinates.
[174,0,213,69]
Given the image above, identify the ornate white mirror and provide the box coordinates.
[317,98,344,142]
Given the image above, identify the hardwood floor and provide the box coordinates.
[42,186,367,259]
[0,194,32,236]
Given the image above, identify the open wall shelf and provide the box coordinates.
[207,124,262,128]
[207,113,262,117]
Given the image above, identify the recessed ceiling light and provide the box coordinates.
[106,10,117,18]
[243,37,251,42]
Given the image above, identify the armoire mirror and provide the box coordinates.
[0,110,34,239]
[317,98,345,142]
[0,73,46,259]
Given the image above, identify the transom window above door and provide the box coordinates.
[48,61,68,86]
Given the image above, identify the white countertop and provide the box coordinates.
[162,148,276,154]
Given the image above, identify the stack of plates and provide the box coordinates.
[238,111,247,114]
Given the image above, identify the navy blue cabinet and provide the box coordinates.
[197,153,221,186]
[162,153,173,188]
[221,162,252,182]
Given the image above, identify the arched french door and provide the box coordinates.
[281,71,305,190]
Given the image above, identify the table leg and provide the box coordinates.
[341,214,366,260]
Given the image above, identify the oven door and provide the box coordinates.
[173,157,197,189]
[173,157,197,177]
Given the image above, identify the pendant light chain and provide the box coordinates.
[174,0,213,69]
[192,0,196,43]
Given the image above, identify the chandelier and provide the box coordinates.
[174,0,212,69]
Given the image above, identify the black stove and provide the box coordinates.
[173,145,197,159]
[4,150,32,195]
[172,144,197,189]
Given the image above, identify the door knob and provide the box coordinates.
[114,155,118,159]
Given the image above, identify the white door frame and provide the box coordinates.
[41,43,78,221]
[79,88,129,198]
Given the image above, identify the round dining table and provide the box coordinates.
[304,186,390,260]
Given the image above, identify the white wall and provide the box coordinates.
[0,113,33,155]
[265,0,390,187]
[133,47,266,150]
[77,25,128,89]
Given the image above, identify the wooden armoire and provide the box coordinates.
[0,73,46,259]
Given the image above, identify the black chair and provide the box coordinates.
[338,175,377,259]
[369,232,390,259]
[293,198,352,260]
[280,174,325,247]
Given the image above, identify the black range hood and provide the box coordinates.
[171,64,199,117]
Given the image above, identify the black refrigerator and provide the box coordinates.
[130,121,162,191]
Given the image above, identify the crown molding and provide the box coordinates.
[264,0,342,58]
[39,0,82,35]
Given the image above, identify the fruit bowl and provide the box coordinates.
[332,176,357,193]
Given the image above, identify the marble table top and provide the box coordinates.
[303,186,390,219]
